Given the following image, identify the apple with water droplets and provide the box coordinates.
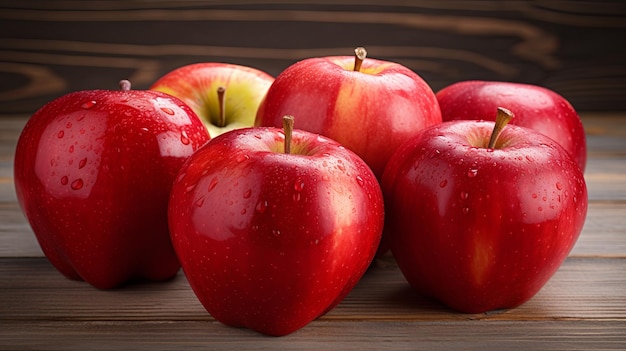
[255,47,442,180]
[382,107,588,313]
[151,62,274,137]
[168,116,384,336]
[13,80,211,289]
[436,80,587,171]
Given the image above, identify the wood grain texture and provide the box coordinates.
[1,0,625,115]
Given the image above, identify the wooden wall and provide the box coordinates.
[1,0,625,116]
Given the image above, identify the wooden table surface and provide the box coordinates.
[0,112,625,350]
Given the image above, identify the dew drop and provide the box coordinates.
[65,122,72,129]
[81,100,96,109]
[293,192,301,202]
[180,131,190,145]
[78,158,87,169]
[57,130,64,138]
[195,197,205,207]
[68,145,74,153]
[236,154,250,163]
[439,179,448,188]
[467,169,478,178]
[71,178,83,190]
[241,208,247,215]
[531,193,538,199]
[337,163,346,172]
[556,182,563,190]
[208,177,218,192]
[60,176,68,185]
[255,199,268,213]
[243,189,252,199]
[272,229,281,237]
[355,175,365,187]
[460,192,469,200]
[462,207,470,214]
[294,178,305,192]
[160,107,174,115]
[538,206,543,212]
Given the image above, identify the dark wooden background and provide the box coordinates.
[1,0,625,116]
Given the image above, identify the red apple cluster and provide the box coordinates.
[14,47,588,336]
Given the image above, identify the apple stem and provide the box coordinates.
[217,86,226,128]
[353,47,367,72]
[119,80,131,91]
[283,115,294,154]
[487,107,515,149]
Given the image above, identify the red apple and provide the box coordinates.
[382,108,588,313]
[436,80,586,171]
[168,117,384,336]
[255,47,442,180]
[13,80,211,289]
[150,62,274,137]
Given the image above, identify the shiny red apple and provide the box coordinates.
[255,47,442,180]
[151,62,274,137]
[382,108,588,313]
[14,80,211,289]
[436,80,586,171]
[168,117,384,336]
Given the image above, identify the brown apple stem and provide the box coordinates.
[353,47,367,72]
[283,115,294,154]
[119,80,131,91]
[487,107,515,149]
[217,86,226,128]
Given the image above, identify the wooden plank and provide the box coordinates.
[1,1,625,114]
[1,257,625,322]
[1,320,624,351]
[2,201,626,258]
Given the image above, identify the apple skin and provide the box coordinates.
[13,85,211,289]
[168,127,384,336]
[382,119,588,313]
[436,80,587,171]
[150,62,274,137]
[255,55,442,180]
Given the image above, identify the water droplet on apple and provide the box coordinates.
[195,197,205,207]
[78,158,87,169]
[243,189,252,199]
[81,100,96,109]
[467,169,478,178]
[532,193,538,199]
[271,229,281,237]
[356,176,365,187]
[207,177,219,192]
[60,176,68,185]
[538,206,543,212]
[556,182,563,190]
[180,131,190,145]
[294,178,305,192]
[255,199,268,213]
[68,145,74,153]
[460,192,469,200]
[57,130,64,138]
[160,107,174,115]
[292,192,301,202]
[439,179,448,188]
[71,178,83,190]
[462,207,470,214]
[236,154,250,163]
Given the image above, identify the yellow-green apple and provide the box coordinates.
[151,62,274,137]
[168,116,384,336]
[436,80,586,171]
[13,80,211,289]
[255,47,442,180]
[382,108,588,313]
